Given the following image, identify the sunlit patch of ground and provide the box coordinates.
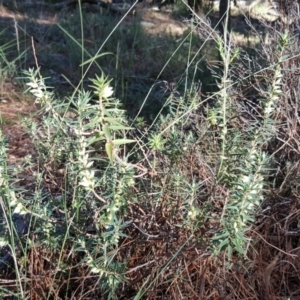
[139,10,189,36]
[0,3,58,25]
[0,80,36,164]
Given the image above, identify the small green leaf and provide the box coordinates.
[103,125,111,139]
[105,142,114,163]
[81,53,113,66]
[227,244,233,261]
[218,238,230,251]
[104,118,124,125]
[211,231,230,240]
[112,139,136,146]
[232,237,245,255]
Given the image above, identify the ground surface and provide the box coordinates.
[0,80,36,165]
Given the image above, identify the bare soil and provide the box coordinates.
[0,80,36,165]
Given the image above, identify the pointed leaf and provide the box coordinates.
[211,231,230,240]
[103,125,111,139]
[112,139,136,146]
[105,142,114,163]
